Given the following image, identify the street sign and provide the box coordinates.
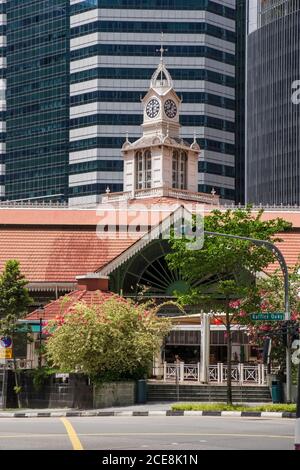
[0,337,12,349]
[0,349,12,359]
[0,337,13,360]
[250,312,285,321]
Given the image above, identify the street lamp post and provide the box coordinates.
[38,305,44,368]
[204,231,292,403]
[296,362,300,450]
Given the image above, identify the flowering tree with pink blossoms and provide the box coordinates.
[45,296,171,380]
[236,265,300,370]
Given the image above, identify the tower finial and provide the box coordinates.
[156,32,168,64]
[193,129,197,144]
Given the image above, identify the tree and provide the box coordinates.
[0,260,32,408]
[166,207,291,404]
[0,260,32,322]
[45,296,171,379]
[240,265,300,371]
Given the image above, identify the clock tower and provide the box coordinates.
[141,60,182,139]
[122,58,200,195]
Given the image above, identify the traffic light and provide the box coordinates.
[279,321,299,347]
[290,321,300,342]
[280,321,289,347]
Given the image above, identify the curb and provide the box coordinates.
[0,410,296,419]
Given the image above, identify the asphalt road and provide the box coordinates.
[0,416,294,450]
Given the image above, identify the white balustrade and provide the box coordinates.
[163,362,269,385]
[183,364,199,381]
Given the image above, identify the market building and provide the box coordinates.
[0,60,299,386]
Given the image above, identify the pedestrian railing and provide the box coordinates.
[164,362,274,385]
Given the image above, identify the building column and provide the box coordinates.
[152,344,164,379]
[200,312,211,383]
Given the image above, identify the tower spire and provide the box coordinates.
[156,32,168,64]
[151,33,173,91]
[156,33,168,85]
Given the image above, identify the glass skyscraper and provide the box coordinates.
[235,0,246,205]
[0,0,6,200]
[2,0,239,205]
[5,0,69,201]
[247,0,300,205]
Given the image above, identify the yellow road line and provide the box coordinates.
[60,418,84,450]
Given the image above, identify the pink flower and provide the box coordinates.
[239,310,247,318]
[259,325,271,331]
[260,301,270,312]
[229,300,241,309]
[291,311,300,321]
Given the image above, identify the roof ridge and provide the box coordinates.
[76,289,87,302]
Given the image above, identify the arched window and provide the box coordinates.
[136,149,152,189]
[172,150,187,189]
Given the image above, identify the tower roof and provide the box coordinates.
[150,61,174,96]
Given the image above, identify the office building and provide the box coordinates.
[0,0,6,200]
[2,0,237,205]
[5,0,69,201]
[247,0,300,205]
[69,0,236,206]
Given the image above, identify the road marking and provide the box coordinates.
[78,432,293,440]
[60,418,84,451]
[0,431,293,439]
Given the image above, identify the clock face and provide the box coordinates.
[146,98,160,118]
[164,99,177,119]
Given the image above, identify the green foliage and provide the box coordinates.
[45,296,171,379]
[26,367,56,392]
[171,403,297,412]
[258,264,300,314]
[0,260,32,336]
[13,385,22,395]
[167,208,291,307]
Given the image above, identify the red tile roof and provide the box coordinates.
[27,289,118,321]
[0,227,137,282]
[2,206,300,227]
[1,206,300,284]
[264,231,300,273]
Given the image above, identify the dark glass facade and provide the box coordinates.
[235,0,246,204]
[247,3,300,204]
[5,0,69,201]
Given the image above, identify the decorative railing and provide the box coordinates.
[102,187,220,205]
[184,364,200,381]
[164,362,274,385]
[0,200,68,208]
